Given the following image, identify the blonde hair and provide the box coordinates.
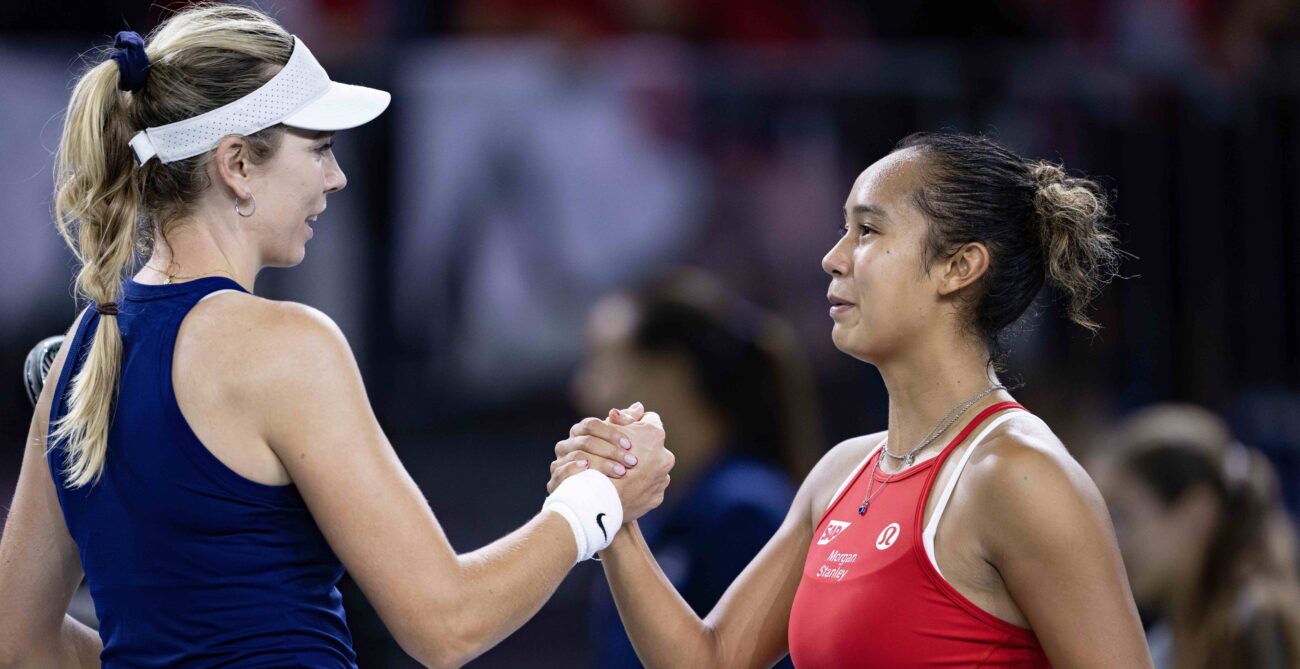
[50,3,292,487]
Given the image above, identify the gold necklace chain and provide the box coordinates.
[142,263,237,285]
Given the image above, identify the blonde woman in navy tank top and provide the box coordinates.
[0,5,673,667]
[551,133,1155,667]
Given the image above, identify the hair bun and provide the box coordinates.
[1026,159,1120,332]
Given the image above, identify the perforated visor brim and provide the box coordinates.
[281,81,391,132]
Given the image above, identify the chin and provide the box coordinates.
[265,249,307,268]
[830,326,878,364]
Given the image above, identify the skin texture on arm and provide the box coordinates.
[553,418,875,669]
[0,314,102,668]
[217,296,669,669]
[969,429,1154,669]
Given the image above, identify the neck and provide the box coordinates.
[876,329,1008,469]
[139,213,258,292]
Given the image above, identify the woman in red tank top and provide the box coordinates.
[550,131,1154,667]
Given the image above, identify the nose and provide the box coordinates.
[822,235,850,277]
[324,157,347,194]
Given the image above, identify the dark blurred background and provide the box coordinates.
[2,0,1299,666]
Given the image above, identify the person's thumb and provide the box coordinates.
[608,401,644,425]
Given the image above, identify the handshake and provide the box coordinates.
[25,333,674,564]
[541,403,675,563]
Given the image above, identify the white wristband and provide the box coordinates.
[543,469,623,563]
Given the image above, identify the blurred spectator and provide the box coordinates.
[1093,404,1300,669]
[572,269,819,669]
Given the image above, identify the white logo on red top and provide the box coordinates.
[817,520,852,545]
[875,522,901,550]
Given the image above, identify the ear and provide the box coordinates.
[212,136,254,199]
[936,242,990,296]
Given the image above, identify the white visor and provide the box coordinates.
[128,36,390,165]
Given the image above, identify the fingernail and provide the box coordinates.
[619,437,631,449]
[613,464,626,476]
[577,460,588,468]
[625,454,638,466]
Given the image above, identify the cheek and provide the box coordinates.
[853,247,925,319]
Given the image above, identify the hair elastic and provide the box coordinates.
[111,31,150,92]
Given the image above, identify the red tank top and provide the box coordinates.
[787,402,1052,668]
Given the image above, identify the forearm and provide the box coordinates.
[431,511,578,667]
[601,523,722,669]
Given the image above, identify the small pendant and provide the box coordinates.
[858,501,868,515]
[905,453,914,466]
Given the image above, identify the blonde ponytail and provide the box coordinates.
[49,55,144,487]
[48,4,294,487]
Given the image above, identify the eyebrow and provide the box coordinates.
[843,204,885,218]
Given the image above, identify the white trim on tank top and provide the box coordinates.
[822,410,1034,577]
[922,410,1029,577]
[824,440,886,513]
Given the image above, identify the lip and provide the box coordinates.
[827,292,856,318]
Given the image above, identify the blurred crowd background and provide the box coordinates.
[3,0,1300,666]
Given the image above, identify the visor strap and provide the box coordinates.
[129,131,157,165]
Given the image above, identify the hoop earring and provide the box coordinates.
[234,193,257,218]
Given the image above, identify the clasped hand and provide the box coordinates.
[549,402,674,524]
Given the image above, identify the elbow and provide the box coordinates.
[423,616,485,669]
[401,630,477,669]
[391,603,483,669]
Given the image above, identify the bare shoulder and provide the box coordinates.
[798,430,887,525]
[962,414,1113,560]
[177,293,360,417]
[181,292,354,376]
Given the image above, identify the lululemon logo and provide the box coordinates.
[817,520,852,545]
[875,523,901,550]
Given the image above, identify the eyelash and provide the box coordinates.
[315,142,334,154]
[838,223,875,238]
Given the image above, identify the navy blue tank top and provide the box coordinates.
[47,276,356,668]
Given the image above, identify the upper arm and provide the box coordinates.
[237,303,459,655]
[0,318,89,653]
[703,436,872,669]
[974,435,1153,669]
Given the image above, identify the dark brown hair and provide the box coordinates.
[896,131,1122,367]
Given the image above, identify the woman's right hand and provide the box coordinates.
[550,405,674,523]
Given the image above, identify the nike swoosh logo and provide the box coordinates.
[596,513,608,541]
